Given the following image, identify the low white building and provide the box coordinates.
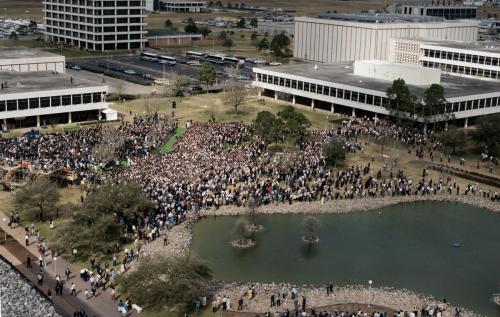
[0,48,65,74]
[391,38,500,81]
[160,0,207,12]
[0,71,108,130]
[252,61,500,127]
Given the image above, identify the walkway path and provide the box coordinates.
[0,209,134,317]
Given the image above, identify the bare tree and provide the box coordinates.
[223,80,248,112]
[162,71,189,98]
[142,94,160,115]
[91,129,126,164]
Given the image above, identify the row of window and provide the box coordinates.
[423,49,500,66]
[46,22,143,34]
[255,72,500,113]
[45,6,143,15]
[0,93,103,112]
[47,28,143,40]
[46,14,144,24]
[44,0,144,7]
[422,61,500,79]
[255,73,387,107]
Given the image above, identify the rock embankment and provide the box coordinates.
[0,257,60,317]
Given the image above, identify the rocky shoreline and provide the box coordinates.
[141,194,498,316]
[0,257,60,317]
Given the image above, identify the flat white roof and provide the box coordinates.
[0,47,62,60]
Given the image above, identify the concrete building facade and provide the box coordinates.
[388,0,477,20]
[293,14,479,63]
[391,38,500,81]
[160,0,206,12]
[43,0,148,51]
[0,48,65,74]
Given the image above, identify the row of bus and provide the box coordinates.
[140,51,245,67]
[140,52,177,65]
[186,51,244,66]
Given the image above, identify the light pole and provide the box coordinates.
[53,257,57,275]
[2,218,6,241]
[368,280,373,308]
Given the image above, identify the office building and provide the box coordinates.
[0,71,109,129]
[160,0,207,12]
[43,0,148,51]
[293,13,479,63]
[387,0,477,20]
[391,38,500,81]
[252,61,500,127]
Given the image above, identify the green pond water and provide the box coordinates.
[191,202,500,316]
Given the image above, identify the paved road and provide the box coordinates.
[67,69,154,95]
[0,206,134,317]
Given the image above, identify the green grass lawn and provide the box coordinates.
[161,127,186,153]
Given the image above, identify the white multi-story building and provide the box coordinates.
[252,61,500,127]
[0,48,66,74]
[391,38,500,81]
[293,13,479,63]
[0,71,109,129]
[160,0,206,12]
[43,0,148,51]
[387,0,477,20]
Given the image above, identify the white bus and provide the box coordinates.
[186,51,205,60]
[206,53,225,64]
[158,55,176,65]
[141,52,158,62]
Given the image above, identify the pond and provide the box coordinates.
[191,202,500,316]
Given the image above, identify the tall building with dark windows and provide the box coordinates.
[43,0,147,51]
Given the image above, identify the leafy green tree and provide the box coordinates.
[222,37,233,50]
[198,63,216,93]
[277,106,311,140]
[421,84,452,128]
[385,78,418,119]
[324,138,346,166]
[439,127,468,155]
[257,37,269,51]
[252,111,283,144]
[270,33,291,58]
[120,255,212,310]
[52,181,153,257]
[216,0,223,7]
[237,18,246,28]
[199,26,212,38]
[164,19,173,28]
[13,176,60,221]
[218,31,228,41]
[9,31,17,40]
[250,31,259,42]
[250,18,258,28]
[473,113,500,156]
[184,21,199,34]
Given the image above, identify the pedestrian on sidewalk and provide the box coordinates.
[25,233,29,246]
[38,255,44,267]
[37,272,43,286]
[47,288,52,300]
[84,288,90,300]
[65,267,71,280]
[26,256,32,269]
[70,283,77,296]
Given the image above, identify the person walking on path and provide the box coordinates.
[25,233,29,246]
[26,256,32,268]
[65,267,71,281]
[70,283,77,296]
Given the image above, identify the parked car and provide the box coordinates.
[124,69,136,75]
[71,65,81,71]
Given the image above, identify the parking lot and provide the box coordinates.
[70,53,255,86]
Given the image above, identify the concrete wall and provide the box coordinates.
[0,56,65,74]
[293,17,479,63]
[353,60,442,85]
